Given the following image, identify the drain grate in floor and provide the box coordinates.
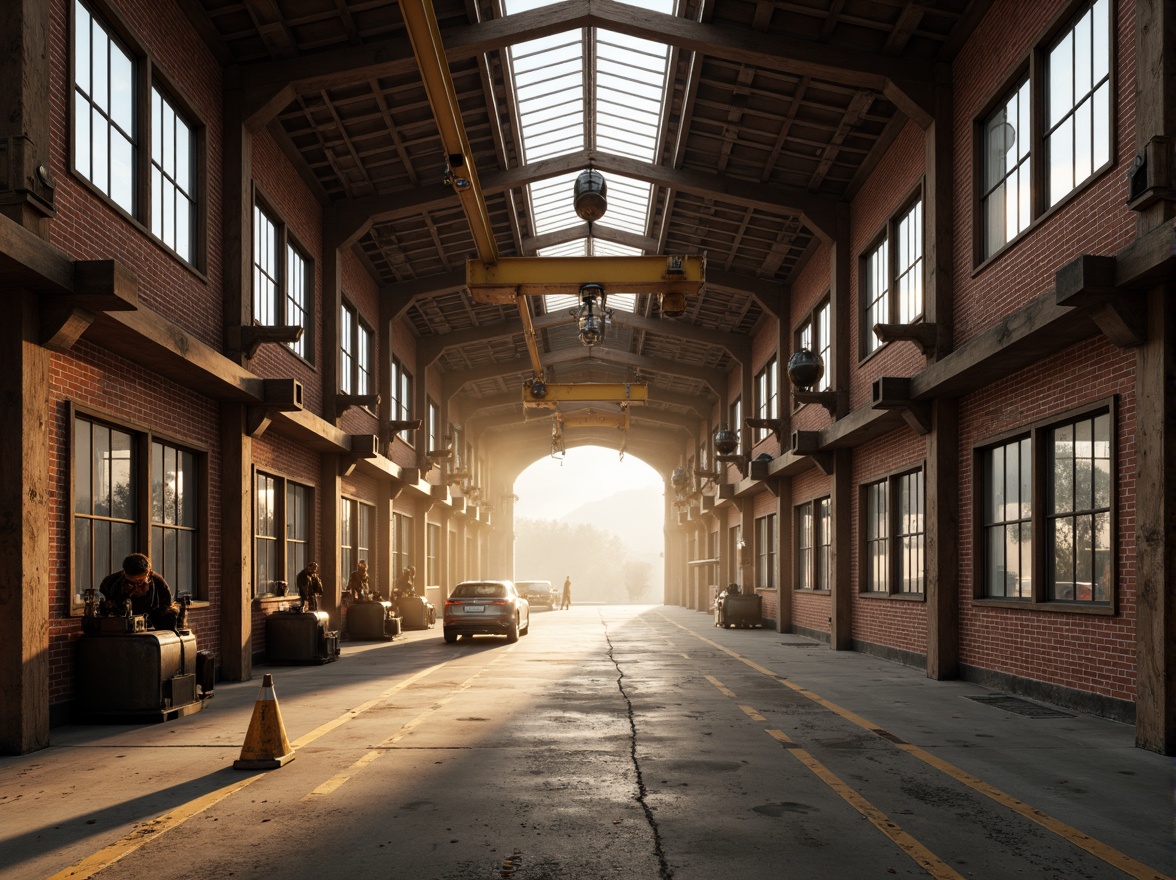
[965,694,1074,718]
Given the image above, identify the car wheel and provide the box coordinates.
[506,615,520,643]
[521,616,530,636]
[443,628,457,643]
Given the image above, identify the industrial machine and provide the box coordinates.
[76,627,209,722]
[714,584,763,629]
[266,609,340,664]
[346,599,397,640]
[397,595,435,630]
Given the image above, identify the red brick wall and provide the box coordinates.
[950,0,1138,344]
[791,463,833,634]
[389,318,420,470]
[47,341,222,707]
[957,337,1137,700]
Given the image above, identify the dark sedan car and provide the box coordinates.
[516,579,555,608]
[443,580,530,643]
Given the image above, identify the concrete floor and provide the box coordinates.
[1,605,1172,880]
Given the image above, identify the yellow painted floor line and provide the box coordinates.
[304,653,508,800]
[49,661,451,879]
[674,617,1172,880]
[705,675,965,880]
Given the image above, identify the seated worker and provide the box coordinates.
[347,559,370,601]
[394,565,416,599]
[297,561,324,612]
[98,553,178,630]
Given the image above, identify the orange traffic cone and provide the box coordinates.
[233,673,295,770]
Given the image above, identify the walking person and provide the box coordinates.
[561,576,572,610]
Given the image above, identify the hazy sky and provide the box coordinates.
[513,445,665,520]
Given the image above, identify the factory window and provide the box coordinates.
[252,202,313,360]
[340,497,374,590]
[860,196,923,359]
[795,297,832,396]
[390,356,414,442]
[796,497,831,591]
[340,301,374,401]
[427,523,441,587]
[254,472,312,598]
[976,403,1114,610]
[73,411,207,610]
[427,399,441,452]
[73,1,205,268]
[861,469,924,596]
[979,0,1111,261]
[393,512,413,578]
[755,513,776,588]
[753,357,778,443]
[73,416,137,611]
[286,483,312,587]
[150,440,198,599]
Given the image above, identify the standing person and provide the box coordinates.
[561,576,572,610]
[297,561,324,612]
[347,559,370,600]
[98,553,178,630]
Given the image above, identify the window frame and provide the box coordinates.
[252,194,314,361]
[973,398,1117,615]
[794,295,832,402]
[340,496,374,589]
[859,465,926,599]
[390,355,414,443]
[71,0,207,270]
[754,513,777,589]
[252,469,315,599]
[753,356,778,443]
[70,403,209,611]
[859,189,924,360]
[974,0,1115,267]
[795,496,831,592]
[339,299,374,405]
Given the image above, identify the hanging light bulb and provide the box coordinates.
[573,169,607,222]
[575,283,608,347]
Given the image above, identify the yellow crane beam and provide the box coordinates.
[523,382,648,409]
[467,255,706,304]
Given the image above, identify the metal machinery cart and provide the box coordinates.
[397,595,435,630]
[266,609,340,664]
[346,599,397,640]
[714,585,763,629]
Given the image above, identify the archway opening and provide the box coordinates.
[512,446,665,604]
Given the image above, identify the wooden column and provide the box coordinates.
[924,64,954,360]
[222,70,252,365]
[926,399,960,679]
[218,403,252,681]
[0,293,50,754]
[319,455,341,628]
[776,483,793,634]
[830,448,853,650]
[1135,286,1175,754]
[376,480,393,597]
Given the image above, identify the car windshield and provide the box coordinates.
[452,583,508,599]
[518,582,549,590]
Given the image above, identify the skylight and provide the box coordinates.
[502,0,673,317]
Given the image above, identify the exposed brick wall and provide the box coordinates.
[950,0,1138,344]
[957,336,1137,700]
[47,341,222,707]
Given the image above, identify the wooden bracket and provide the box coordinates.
[245,379,304,438]
[339,434,379,476]
[872,377,932,435]
[226,324,303,359]
[716,453,749,478]
[336,392,380,416]
[745,417,784,444]
[873,322,950,357]
[793,389,842,418]
[1055,254,1147,347]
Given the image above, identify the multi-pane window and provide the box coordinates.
[980,0,1111,260]
[895,201,924,324]
[863,240,889,356]
[390,356,414,442]
[73,413,205,608]
[427,522,441,587]
[796,497,831,591]
[73,2,203,266]
[981,81,1031,257]
[73,417,136,608]
[340,498,374,587]
[151,440,197,597]
[255,473,278,598]
[796,298,832,394]
[1046,0,1111,207]
[729,397,741,445]
[864,481,889,592]
[73,1,135,214]
[728,524,742,588]
[1047,412,1112,603]
[393,512,413,576]
[897,471,925,594]
[755,513,776,588]
[340,301,373,400]
[427,399,441,452]
[863,471,925,595]
[285,246,309,358]
[253,203,312,357]
[253,206,279,327]
[796,502,814,590]
[150,88,195,262]
[754,357,778,442]
[982,437,1033,599]
[978,406,1113,608]
[286,483,311,584]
